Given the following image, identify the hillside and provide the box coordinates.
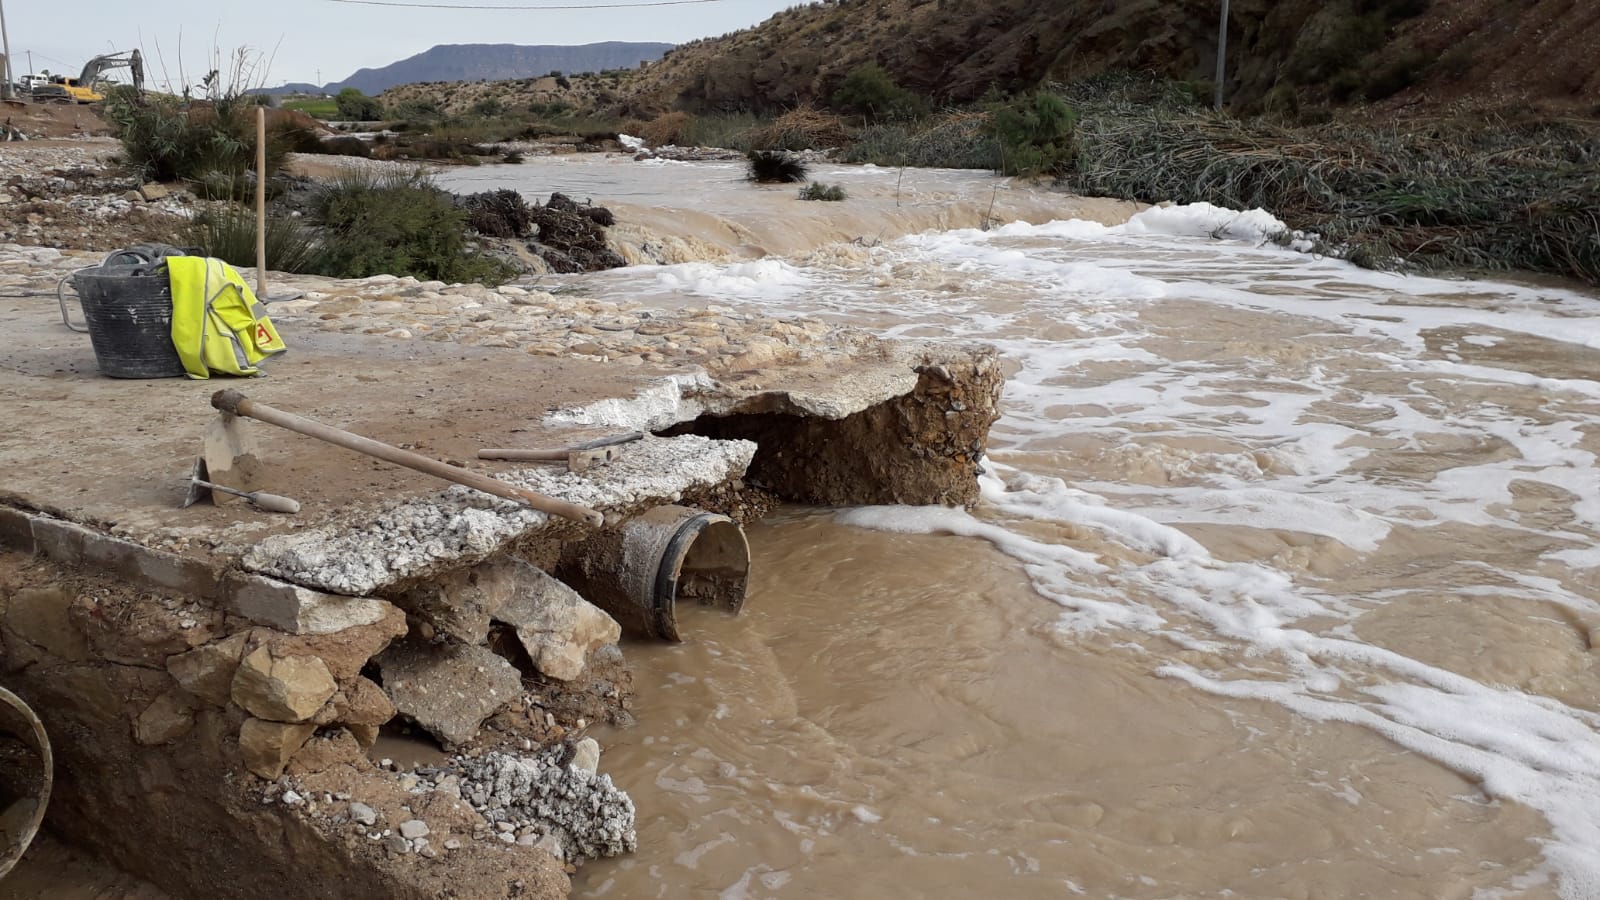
[617,0,1600,118]
[265,42,672,95]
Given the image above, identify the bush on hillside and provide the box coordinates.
[746,150,809,183]
[335,87,385,120]
[831,63,925,122]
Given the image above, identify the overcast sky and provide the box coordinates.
[5,0,799,88]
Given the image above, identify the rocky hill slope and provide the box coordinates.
[617,0,1600,117]
[267,42,672,95]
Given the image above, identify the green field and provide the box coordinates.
[282,97,338,119]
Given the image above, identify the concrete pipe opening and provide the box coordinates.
[0,686,52,879]
[560,505,750,642]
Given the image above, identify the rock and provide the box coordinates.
[374,637,522,746]
[231,647,338,723]
[166,632,250,705]
[134,689,195,745]
[399,819,430,839]
[349,802,378,826]
[3,586,89,662]
[491,561,620,682]
[238,718,317,778]
[331,676,396,726]
[383,832,411,855]
[346,723,380,748]
[568,738,600,776]
[454,748,636,862]
[533,833,565,861]
[281,790,304,806]
[138,183,171,202]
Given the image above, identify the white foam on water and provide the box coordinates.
[654,258,815,300]
[807,202,1600,896]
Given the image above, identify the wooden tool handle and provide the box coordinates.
[212,390,605,527]
[477,448,567,461]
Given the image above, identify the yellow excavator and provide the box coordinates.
[31,50,143,103]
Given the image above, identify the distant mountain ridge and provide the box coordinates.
[263,42,673,95]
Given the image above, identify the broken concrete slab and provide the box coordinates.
[231,647,339,724]
[375,638,524,747]
[224,573,393,636]
[242,435,755,596]
[392,557,619,681]
[493,564,620,682]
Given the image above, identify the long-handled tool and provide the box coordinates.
[210,390,605,527]
[478,432,642,472]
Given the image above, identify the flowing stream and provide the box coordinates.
[439,157,1600,899]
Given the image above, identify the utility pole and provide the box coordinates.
[0,0,14,100]
[1214,0,1229,110]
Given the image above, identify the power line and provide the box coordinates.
[327,0,732,8]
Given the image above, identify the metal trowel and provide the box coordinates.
[201,410,261,505]
[182,457,300,513]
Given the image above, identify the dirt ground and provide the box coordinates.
[5,830,169,899]
[0,289,661,560]
[2,100,112,139]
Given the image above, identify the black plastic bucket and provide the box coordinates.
[71,264,186,379]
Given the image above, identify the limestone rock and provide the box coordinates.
[500,571,620,682]
[399,819,429,839]
[231,646,338,723]
[238,718,317,778]
[335,676,396,726]
[568,738,600,776]
[349,801,378,826]
[346,723,380,748]
[374,638,522,747]
[134,689,195,745]
[3,586,89,662]
[166,632,249,705]
[138,182,171,202]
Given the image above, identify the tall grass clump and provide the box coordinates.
[746,150,809,183]
[678,112,764,151]
[183,203,324,274]
[308,168,516,284]
[843,112,1000,169]
[105,92,289,183]
[1064,76,1600,284]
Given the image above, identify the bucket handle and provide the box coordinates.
[56,266,93,333]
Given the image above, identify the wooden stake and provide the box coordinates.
[255,106,267,297]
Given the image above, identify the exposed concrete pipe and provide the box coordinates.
[559,506,750,641]
[0,686,51,879]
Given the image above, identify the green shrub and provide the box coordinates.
[798,181,847,201]
[308,168,516,285]
[746,150,809,183]
[831,63,926,122]
[104,93,289,184]
[986,91,1077,177]
[335,88,385,120]
[184,202,324,274]
[470,98,506,118]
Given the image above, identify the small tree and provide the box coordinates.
[335,87,385,120]
[831,63,925,122]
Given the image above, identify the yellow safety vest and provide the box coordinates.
[167,256,286,379]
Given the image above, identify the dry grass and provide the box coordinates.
[749,104,850,151]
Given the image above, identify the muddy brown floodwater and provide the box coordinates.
[579,517,1552,899]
